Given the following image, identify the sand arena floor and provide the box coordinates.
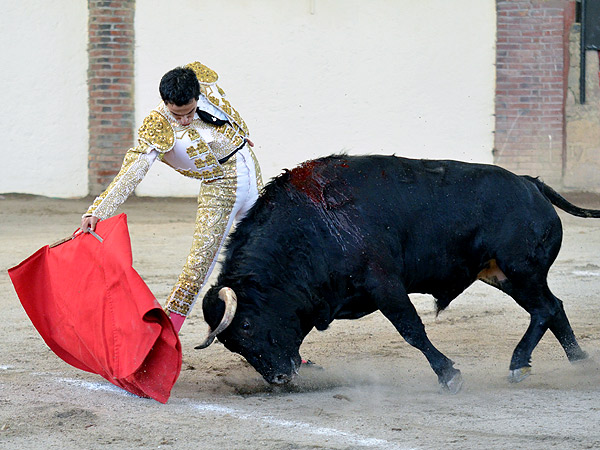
[1,193,599,450]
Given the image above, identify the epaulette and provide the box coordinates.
[185,61,219,85]
[137,110,175,152]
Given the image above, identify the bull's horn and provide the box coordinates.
[195,287,237,349]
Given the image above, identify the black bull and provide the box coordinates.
[198,154,600,392]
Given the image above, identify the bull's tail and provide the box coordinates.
[524,176,600,218]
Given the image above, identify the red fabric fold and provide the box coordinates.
[8,214,181,403]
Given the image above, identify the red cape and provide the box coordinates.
[8,214,182,403]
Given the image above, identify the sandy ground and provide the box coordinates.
[1,193,600,450]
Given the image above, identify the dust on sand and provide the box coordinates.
[1,194,599,449]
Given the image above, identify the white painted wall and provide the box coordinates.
[0,2,88,197]
[134,0,496,196]
[0,1,496,198]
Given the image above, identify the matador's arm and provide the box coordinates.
[84,144,159,220]
[84,110,175,221]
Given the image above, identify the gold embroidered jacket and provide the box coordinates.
[86,62,249,220]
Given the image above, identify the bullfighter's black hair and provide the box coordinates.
[159,67,200,106]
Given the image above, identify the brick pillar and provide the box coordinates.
[494,0,573,186]
[564,30,600,191]
[88,0,135,195]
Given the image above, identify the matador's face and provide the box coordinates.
[166,99,197,126]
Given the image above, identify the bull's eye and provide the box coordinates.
[241,320,251,331]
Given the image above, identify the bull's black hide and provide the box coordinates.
[200,154,599,392]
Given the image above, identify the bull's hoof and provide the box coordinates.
[440,371,463,394]
[508,366,531,383]
[568,349,589,363]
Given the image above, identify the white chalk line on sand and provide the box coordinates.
[52,376,415,450]
[572,270,600,277]
[54,376,135,397]
[189,401,415,450]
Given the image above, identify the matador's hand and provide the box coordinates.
[81,215,100,233]
[246,138,254,148]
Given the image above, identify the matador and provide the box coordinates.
[81,62,263,333]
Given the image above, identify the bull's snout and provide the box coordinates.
[271,373,293,384]
[265,357,299,385]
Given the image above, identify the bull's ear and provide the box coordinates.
[202,286,226,328]
[313,302,331,331]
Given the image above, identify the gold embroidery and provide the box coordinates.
[194,153,219,169]
[157,102,192,133]
[220,99,232,115]
[198,83,249,137]
[165,160,238,316]
[86,150,152,219]
[231,108,249,135]
[164,152,263,317]
[175,166,224,181]
[166,281,199,315]
[223,126,235,140]
[186,128,200,141]
[233,136,244,148]
[185,61,219,85]
[203,166,225,179]
[249,148,264,191]
[184,119,242,163]
[186,145,198,159]
[150,80,249,180]
[208,94,220,107]
[186,141,210,158]
[138,111,174,152]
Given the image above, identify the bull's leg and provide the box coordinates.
[382,299,462,392]
[547,296,588,362]
[496,279,586,381]
[501,281,555,381]
[507,310,549,382]
[369,271,462,392]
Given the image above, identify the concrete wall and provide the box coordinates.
[0,2,88,197]
[134,0,497,196]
